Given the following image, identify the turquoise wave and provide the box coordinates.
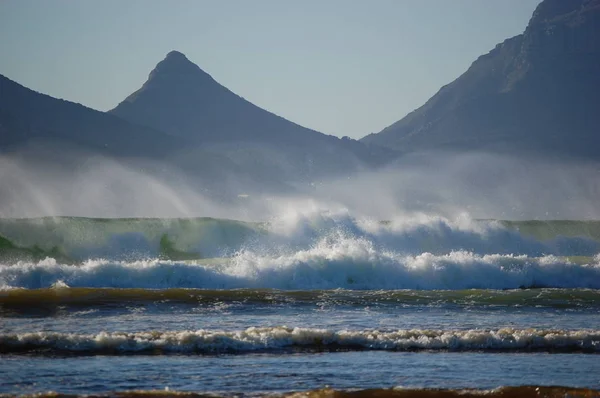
[0,217,265,262]
[0,216,599,263]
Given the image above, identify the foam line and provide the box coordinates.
[1,327,598,354]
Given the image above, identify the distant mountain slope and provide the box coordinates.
[0,73,184,157]
[110,51,324,145]
[0,74,278,196]
[0,56,389,197]
[109,51,387,178]
[361,0,600,158]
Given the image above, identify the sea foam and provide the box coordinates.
[1,209,600,290]
[1,327,598,354]
[1,248,599,290]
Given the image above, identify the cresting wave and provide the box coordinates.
[1,252,600,290]
[1,214,600,262]
[3,386,599,398]
[1,327,599,355]
[2,211,600,290]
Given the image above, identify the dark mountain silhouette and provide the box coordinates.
[0,74,282,195]
[110,51,323,145]
[109,51,324,142]
[361,0,600,159]
[0,53,391,195]
[109,51,387,179]
[0,73,185,157]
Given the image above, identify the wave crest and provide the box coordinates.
[1,213,600,262]
[2,247,600,290]
[2,211,600,290]
[2,327,599,355]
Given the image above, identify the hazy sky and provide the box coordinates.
[0,0,540,139]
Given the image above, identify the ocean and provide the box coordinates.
[1,212,599,397]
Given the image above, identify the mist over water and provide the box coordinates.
[1,150,600,291]
[0,152,229,219]
[309,152,600,221]
[2,152,600,395]
[1,150,599,220]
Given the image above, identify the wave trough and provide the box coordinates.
[2,287,599,309]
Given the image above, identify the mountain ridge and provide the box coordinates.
[108,50,389,179]
[361,0,600,159]
[110,51,338,145]
[0,52,391,196]
[0,72,187,157]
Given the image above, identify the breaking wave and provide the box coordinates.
[1,210,600,290]
[1,251,600,290]
[0,212,599,262]
[1,327,599,355]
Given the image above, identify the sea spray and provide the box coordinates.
[0,211,599,261]
[1,209,600,290]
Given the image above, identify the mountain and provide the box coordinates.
[0,52,392,196]
[110,51,319,145]
[361,0,600,159]
[0,74,282,196]
[0,73,186,158]
[110,51,387,180]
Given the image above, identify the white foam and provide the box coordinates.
[1,243,599,290]
[2,209,600,290]
[2,208,599,262]
[1,327,598,354]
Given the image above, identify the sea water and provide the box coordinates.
[1,212,599,396]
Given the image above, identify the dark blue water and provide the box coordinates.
[1,289,600,395]
[1,214,600,395]
[2,352,600,395]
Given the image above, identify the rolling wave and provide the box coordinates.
[0,216,263,261]
[1,211,600,291]
[2,327,599,355]
[1,249,599,290]
[0,214,599,262]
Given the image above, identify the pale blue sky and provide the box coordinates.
[0,0,540,138]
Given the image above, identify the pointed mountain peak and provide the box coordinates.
[165,50,188,60]
[146,50,214,83]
